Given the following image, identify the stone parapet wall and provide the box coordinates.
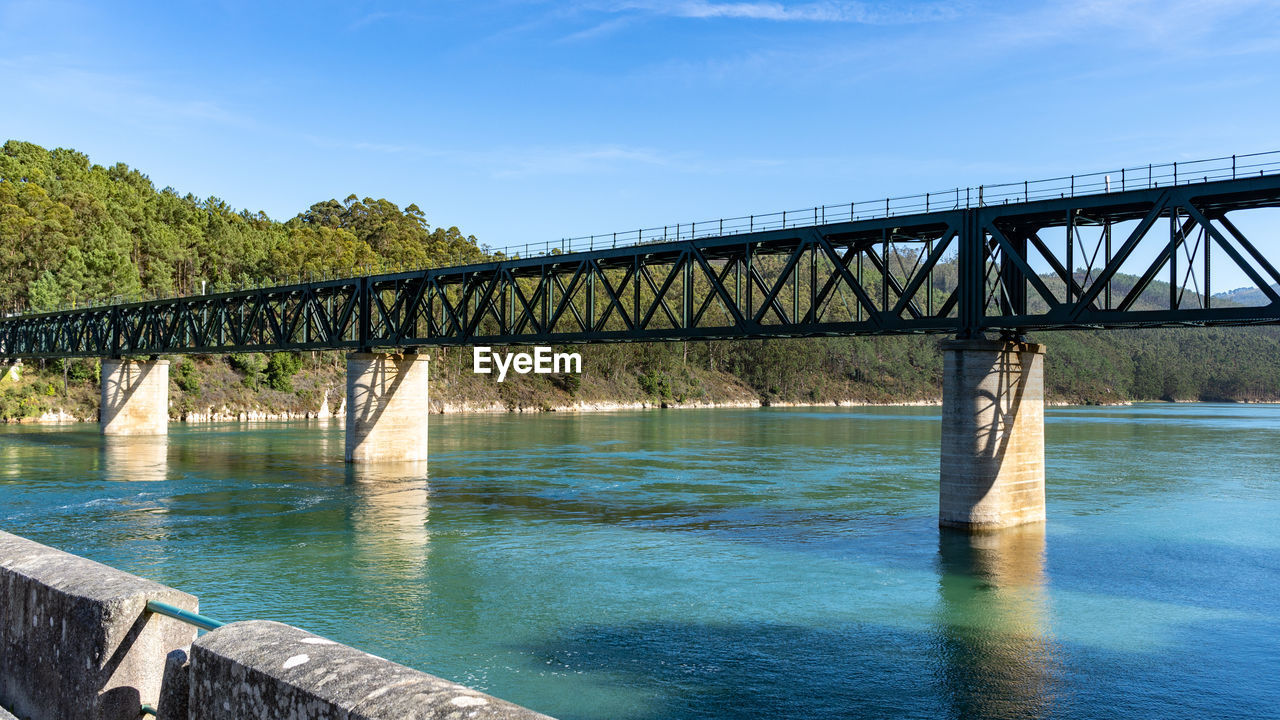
[189,621,552,720]
[0,531,197,720]
[0,531,554,720]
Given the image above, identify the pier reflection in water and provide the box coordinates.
[102,436,169,483]
[349,462,431,579]
[937,524,1055,719]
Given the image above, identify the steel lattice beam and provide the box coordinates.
[3,175,1280,360]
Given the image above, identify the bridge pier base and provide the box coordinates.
[345,352,430,463]
[100,358,169,436]
[939,339,1045,531]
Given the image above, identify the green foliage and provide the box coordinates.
[49,358,99,385]
[0,377,53,420]
[227,353,302,392]
[638,369,673,400]
[265,352,302,392]
[229,353,268,389]
[558,373,582,395]
[0,140,485,314]
[173,358,201,397]
[28,271,62,311]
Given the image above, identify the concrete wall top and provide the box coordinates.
[191,620,555,720]
[0,531,192,605]
[0,530,197,720]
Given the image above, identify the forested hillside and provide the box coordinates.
[3,139,1280,421]
[0,140,484,314]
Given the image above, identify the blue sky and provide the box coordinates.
[2,0,1278,260]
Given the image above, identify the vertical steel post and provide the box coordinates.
[1104,221,1112,309]
[357,276,371,352]
[109,307,121,358]
[1169,209,1179,310]
[1066,211,1075,305]
[633,256,641,330]
[881,228,889,312]
[541,266,550,333]
[502,274,511,335]
[683,252,693,329]
[1204,221,1212,309]
[957,209,984,337]
[587,267,596,332]
[809,241,817,324]
[792,243,800,324]
[926,238,934,317]
[1000,229,1027,317]
[734,254,741,312]
[856,250,863,323]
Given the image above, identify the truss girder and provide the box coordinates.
[2,175,1279,359]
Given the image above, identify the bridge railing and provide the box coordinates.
[491,150,1280,259]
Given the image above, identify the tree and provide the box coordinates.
[27,271,62,311]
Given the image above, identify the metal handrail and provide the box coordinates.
[492,150,1280,259]
[145,599,225,631]
[138,601,227,716]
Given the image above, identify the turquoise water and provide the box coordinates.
[1,404,1278,719]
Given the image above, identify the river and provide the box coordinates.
[1,404,1278,719]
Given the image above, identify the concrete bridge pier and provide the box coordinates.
[939,339,1045,531]
[345,352,430,463]
[100,358,169,436]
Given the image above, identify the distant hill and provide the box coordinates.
[1214,284,1280,307]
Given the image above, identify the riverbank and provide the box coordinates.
[9,396,950,424]
[7,396,1181,426]
[7,326,1280,423]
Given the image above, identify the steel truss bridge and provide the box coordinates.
[3,155,1280,359]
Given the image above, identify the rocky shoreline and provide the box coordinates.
[32,396,1280,427]
[14,395,955,425]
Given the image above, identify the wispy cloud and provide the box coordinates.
[625,0,1280,89]
[303,134,773,180]
[611,0,956,23]
[558,15,638,42]
[984,0,1280,47]
[0,56,247,128]
[349,11,394,30]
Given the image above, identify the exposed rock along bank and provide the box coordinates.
[10,396,955,424]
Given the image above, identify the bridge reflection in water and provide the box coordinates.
[936,524,1055,718]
